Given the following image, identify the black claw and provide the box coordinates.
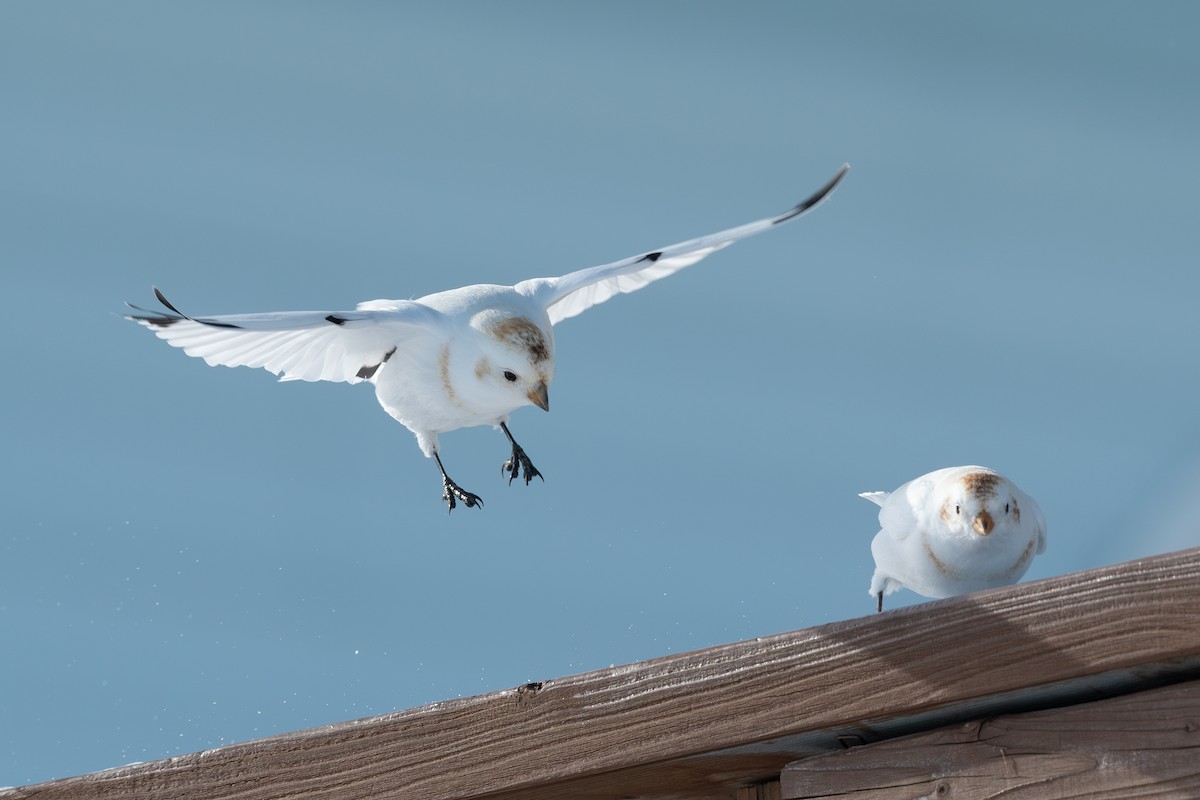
[442,478,483,513]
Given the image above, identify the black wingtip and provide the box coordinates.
[153,286,185,317]
[773,163,850,225]
[123,299,183,327]
[132,287,243,329]
[128,314,183,328]
[638,251,663,263]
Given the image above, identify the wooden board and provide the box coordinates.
[781,679,1200,799]
[5,548,1200,800]
[738,782,783,800]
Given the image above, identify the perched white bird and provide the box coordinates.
[861,466,1047,611]
[127,165,849,511]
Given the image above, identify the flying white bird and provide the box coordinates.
[861,465,1047,611]
[127,165,848,511]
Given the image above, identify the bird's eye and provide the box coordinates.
[1005,502,1010,514]
[503,370,518,382]
[955,505,960,515]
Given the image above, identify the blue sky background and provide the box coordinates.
[3,1,1199,786]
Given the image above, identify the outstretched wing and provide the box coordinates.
[125,288,442,384]
[516,164,848,326]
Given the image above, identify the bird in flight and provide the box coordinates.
[861,465,1047,612]
[127,165,849,512]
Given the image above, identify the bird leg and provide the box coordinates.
[434,452,483,513]
[500,422,543,486]
[876,592,884,613]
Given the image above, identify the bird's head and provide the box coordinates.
[939,470,1021,538]
[476,312,555,412]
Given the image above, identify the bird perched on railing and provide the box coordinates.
[127,165,849,512]
[861,465,1047,611]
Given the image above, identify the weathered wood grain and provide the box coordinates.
[737,781,783,800]
[781,679,1200,799]
[5,548,1200,800]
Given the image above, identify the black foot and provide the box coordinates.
[500,422,544,486]
[442,477,483,513]
[434,451,483,514]
[502,444,543,486]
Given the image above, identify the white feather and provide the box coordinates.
[130,303,442,384]
[518,164,849,325]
